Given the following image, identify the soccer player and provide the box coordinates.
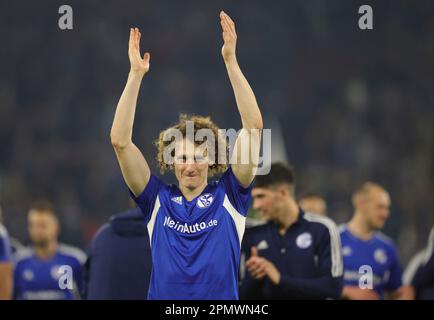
[9,237,24,256]
[0,205,24,255]
[340,183,413,299]
[298,192,327,216]
[110,11,263,299]
[13,200,86,300]
[0,206,13,300]
[84,207,152,299]
[239,163,343,299]
[406,225,434,299]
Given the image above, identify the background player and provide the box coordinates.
[13,200,86,300]
[405,225,434,299]
[84,206,152,299]
[240,163,343,299]
[298,193,327,216]
[0,205,13,299]
[340,183,413,300]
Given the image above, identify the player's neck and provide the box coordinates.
[277,199,299,235]
[34,241,58,260]
[179,180,208,201]
[347,216,375,240]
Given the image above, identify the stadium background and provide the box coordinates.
[0,0,433,265]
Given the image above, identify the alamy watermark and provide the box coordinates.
[358,265,373,289]
[58,5,374,31]
[359,5,373,30]
[58,5,73,30]
[58,265,73,290]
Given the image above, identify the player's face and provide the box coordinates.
[363,189,391,230]
[174,139,209,190]
[28,210,59,246]
[252,187,284,221]
[299,197,327,216]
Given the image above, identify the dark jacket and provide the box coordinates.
[84,208,152,299]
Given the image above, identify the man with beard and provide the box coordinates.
[13,200,86,300]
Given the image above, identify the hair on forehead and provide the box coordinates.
[155,113,228,176]
[298,192,325,202]
[29,200,56,216]
[253,162,296,190]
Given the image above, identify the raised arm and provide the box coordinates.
[220,11,263,187]
[110,28,151,196]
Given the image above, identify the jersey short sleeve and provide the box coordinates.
[129,174,167,222]
[383,245,403,291]
[218,166,253,216]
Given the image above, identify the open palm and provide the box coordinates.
[128,27,150,76]
[220,11,237,63]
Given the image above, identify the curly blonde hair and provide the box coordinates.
[155,114,228,176]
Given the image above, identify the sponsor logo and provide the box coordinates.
[171,196,183,205]
[163,215,218,234]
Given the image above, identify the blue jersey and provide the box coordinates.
[130,167,252,300]
[13,244,86,300]
[340,225,402,297]
[0,223,11,262]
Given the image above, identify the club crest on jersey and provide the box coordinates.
[171,196,183,205]
[257,240,269,251]
[197,193,214,209]
[23,269,34,281]
[296,232,313,249]
[51,265,62,280]
[374,248,388,264]
[342,246,352,256]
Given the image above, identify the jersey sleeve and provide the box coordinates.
[0,225,11,262]
[412,227,434,291]
[129,174,167,223]
[12,260,23,299]
[383,245,403,292]
[316,223,344,279]
[412,253,434,292]
[218,166,253,216]
[73,257,85,299]
[239,229,267,299]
